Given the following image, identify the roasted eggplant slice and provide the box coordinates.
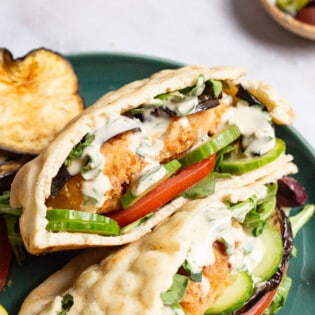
[0,48,84,154]
[234,209,293,314]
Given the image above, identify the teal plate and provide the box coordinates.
[0,53,314,314]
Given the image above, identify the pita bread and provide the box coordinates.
[10,65,295,254]
[18,154,296,315]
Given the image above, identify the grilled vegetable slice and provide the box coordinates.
[0,48,84,154]
[0,150,33,193]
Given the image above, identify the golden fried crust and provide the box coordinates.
[47,106,228,214]
[0,48,83,154]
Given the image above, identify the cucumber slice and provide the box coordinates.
[46,218,120,236]
[119,159,182,209]
[219,138,285,175]
[46,209,110,223]
[252,223,283,281]
[205,271,253,315]
[179,124,240,167]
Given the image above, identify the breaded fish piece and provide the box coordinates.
[46,103,227,214]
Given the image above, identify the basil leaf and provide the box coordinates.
[244,197,277,236]
[209,79,223,98]
[189,74,206,96]
[182,260,202,282]
[3,214,25,266]
[0,191,22,216]
[161,274,189,305]
[155,92,172,101]
[65,133,95,166]
[182,173,215,199]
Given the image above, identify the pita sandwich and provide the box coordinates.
[18,174,296,315]
[10,65,296,254]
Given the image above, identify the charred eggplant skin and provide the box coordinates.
[236,84,265,107]
[50,165,72,197]
[233,209,293,314]
[0,48,83,154]
[0,151,33,193]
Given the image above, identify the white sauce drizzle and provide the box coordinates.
[127,115,170,169]
[200,274,211,299]
[222,104,275,156]
[67,158,84,176]
[177,117,190,128]
[227,227,263,274]
[175,96,199,115]
[131,165,167,196]
[66,115,140,210]
[81,172,112,212]
[186,200,264,276]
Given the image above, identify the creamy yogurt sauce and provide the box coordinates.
[221,103,275,156]
[226,226,263,274]
[66,109,175,211]
[185,200,264,276]
[200,274,211,298]
[81,172,112,212]
[66,115,140,210]
[131,165,167,196]
[128,114,170,164]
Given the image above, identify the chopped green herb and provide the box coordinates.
[188,74,206,96]
[0,191,25,265]
[182,260,202,282]
[58,294,74,315]
[65,133,95,166]
[161,274,189,306]
[181,173,215,200]
[0,191,22,216]
[209,79,223,98]
[3,214,25,266]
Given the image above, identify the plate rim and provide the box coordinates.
[1,51,314,315]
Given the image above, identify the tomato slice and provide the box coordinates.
[242,288,277,315]
[0,216,12,292]
[109,154,216,227]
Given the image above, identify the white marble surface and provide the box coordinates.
[2,0,315,148]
